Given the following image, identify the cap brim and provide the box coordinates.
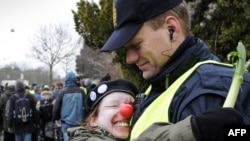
[101,23,143,52]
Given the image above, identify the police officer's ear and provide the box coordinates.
[168,29,174,41]
[164,15,178,41]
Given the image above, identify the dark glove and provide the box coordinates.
[191,108,243,141]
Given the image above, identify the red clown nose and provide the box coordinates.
[120,103,134,118]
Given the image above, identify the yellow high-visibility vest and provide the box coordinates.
[130,60,232,140]
[29,90,35,95]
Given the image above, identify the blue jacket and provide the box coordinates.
[53,72,86,126]
[34,93,41,101]
[131,35,250,127]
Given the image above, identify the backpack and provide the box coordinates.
[39,99,53,121]
[13,93,32,123]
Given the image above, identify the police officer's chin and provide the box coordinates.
[141,70,156,80]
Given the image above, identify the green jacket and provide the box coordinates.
[68,126,123,141]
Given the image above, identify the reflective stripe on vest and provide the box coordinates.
[130,60,232,140]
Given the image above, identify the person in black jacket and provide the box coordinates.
[7,80,38,141]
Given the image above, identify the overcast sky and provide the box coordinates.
[0,0,94,76]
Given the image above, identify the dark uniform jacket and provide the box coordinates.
[131,35,250,127]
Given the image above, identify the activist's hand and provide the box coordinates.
[191,108,243,141]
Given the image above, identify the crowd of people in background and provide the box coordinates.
[0,71,102,141]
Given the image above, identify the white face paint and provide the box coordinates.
[90,92,135,139]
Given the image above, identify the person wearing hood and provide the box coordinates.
[53,71,86,141]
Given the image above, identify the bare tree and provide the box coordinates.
[29,23,82,84]
[61,55,75,74]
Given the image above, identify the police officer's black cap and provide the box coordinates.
[101,0,183,52]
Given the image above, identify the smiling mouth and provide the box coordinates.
[137,62,147,70]
[116,122,129,127]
